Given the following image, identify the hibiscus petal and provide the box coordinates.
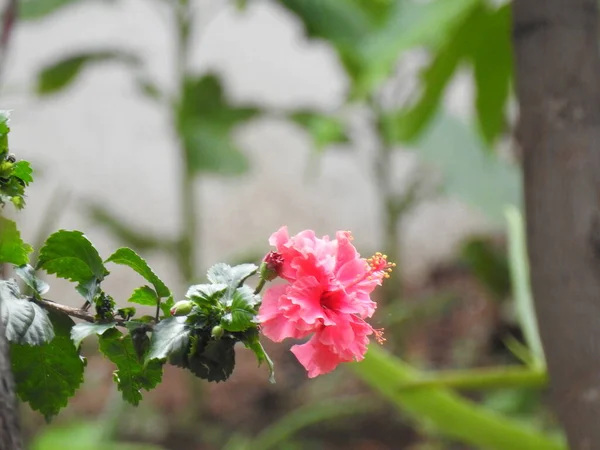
[291,336,342,378]
[269,226,290,249]
[256,284,289,320]
[260,314,309,342]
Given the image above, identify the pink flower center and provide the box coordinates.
[320,289,344,311]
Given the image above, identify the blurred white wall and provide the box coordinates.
[3,0,491,305]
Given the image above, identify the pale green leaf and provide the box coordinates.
[70,321,116,348]
[0,279,54,345]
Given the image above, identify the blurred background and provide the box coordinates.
[2,0,555,448]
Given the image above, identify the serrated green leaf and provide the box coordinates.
[99,328,163,406]
[37,230,107,302]
[0,279,54,345]
[187,337,235,382]
[20,0,82,20]
[37,51,140,96]
[11,310,85,420]
[106,248,170,298]
[186,283,227,306]
[207,263,258,287]
[0,217,32,265]
[291,112,350,152]
[243,328,275,383]
[221,286,258,332]
[37,230,108,282]
[70,321,116,348]
[127,285,159,307]
[12,161,33,183]
[15,264,50,295]
[146,317,190,362]
[177,74,258,175]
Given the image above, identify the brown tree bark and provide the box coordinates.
[0,319,21,450]
[513,1,600,448]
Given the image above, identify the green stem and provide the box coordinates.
[396,366,548,391]
[246,396,380,450]
[350,346,565,450]
[505,206,546,367]
[253,277,266,295]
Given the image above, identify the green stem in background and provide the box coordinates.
[350,346,565,450]
[505,206,546,368]
[173,0,197,283]
[396,366,548,391]
[242,396,380,450]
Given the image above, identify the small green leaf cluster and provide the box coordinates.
[0,112,32,209]
[148,262,274,383]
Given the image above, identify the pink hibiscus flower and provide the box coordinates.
[257,226,393,378]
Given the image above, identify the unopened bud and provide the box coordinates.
[211,325,224,339]
[170,300,193,317]
[260,251,284,281]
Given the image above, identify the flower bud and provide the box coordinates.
[211,325,224,339]
[170,300,193,317]
[260,251,284,281]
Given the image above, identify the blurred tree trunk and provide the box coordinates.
[0,319,21,450]
[513,1,600,447]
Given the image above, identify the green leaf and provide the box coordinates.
[11,310,85,420]
[221,286,258,332]
[414,112,521,225]
[99,328,163,406]
[243,328,275,383]
[105,248,170,298]
[0,217,32,265]
[146,317,190,362]
[177,74,259,175]
[15,264,50,295]
[470,4,512,145]
[37,230,108,282]
[20,0,82,20]
[351,346,565,450]
[12,161,34,184]
[0,279,54,345]
[186,283,228,306]
[354,0,479,98]
[276,0,374,83]
[127,285,159,307]
[70,321,116,348]
[291,112,350,152]
[187,337,235,383]
[0,110,10,156]
[207,263,258,288]
[37,51,140,96]
[392,11,472,143]
[37,230,108,302]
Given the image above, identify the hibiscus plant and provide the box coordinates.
[0,111,393,420]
